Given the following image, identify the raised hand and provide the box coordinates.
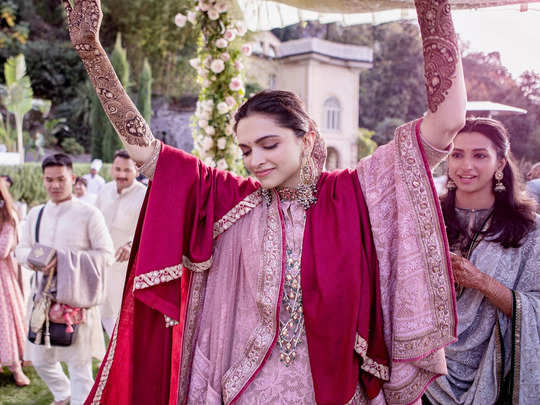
[62,0,156,165]
[63,0,102,50]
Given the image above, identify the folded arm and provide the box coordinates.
[415,0,467,150]
[63,0,156,164]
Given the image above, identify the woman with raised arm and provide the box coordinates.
[64,1,466,404]
[424,117,539,405]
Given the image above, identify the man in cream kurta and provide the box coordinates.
[95,150,146,337]
[16,154,114,405]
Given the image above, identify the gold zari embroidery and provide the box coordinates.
[354,334,390,381]
[133,264,183,291]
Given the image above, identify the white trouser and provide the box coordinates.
[101,317,116,338]
[32,356,93,405]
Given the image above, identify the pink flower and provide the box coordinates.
[241,44,252,56]
[229,77,243,92]
[234,60,244,71]
[210,59,225,74]
[220,52,230,62]
[215,38,228,49]
[215,2,228,13]
[189,58,200,69]
[198,1,210,11]
[174,13,187,27]
[187,11,197,24]
[208,9,220,20]
[225,96,236,107]
[224,29,236,42]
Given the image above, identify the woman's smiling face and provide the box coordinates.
[236,113,310,189]
[448,131,505,196]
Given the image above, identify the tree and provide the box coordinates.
[136,58,152,124]
[357,128,377,159]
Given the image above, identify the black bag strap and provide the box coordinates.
[35,205,45,243]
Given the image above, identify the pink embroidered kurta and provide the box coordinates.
[87,119,456,405]
[0,222,26,367]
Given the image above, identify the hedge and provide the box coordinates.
[0,163,112,207]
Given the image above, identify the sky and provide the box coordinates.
[452,5,540,78]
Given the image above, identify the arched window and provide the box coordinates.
[324,97,341,131]
[326,147,340,170]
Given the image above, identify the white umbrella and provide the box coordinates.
[466,101,527,116]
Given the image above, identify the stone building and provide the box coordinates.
[247,33,373,169]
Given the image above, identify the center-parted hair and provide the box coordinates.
[441,116,536,248]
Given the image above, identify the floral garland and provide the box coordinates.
[175,0,252,174]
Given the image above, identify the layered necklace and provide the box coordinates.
[278,245,304,366]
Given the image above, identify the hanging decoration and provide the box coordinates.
[175,0,252,174]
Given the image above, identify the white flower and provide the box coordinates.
[215,38,228,49]
[225,122,235,136]
[236,21,248,36]
[217,137,227,150]
[205,126,216,136]
[174,13,187,27]
[198,1,210,11]
[189,58,200,69]
[198,119,209,129]
[203,99,214,110]
[208,9,220,20]
[241,44,252,56]
[220,52,230,62]
[234,145,243,159]
[210,59,225,74]
[196,109,210,120]
[217,102,229,114]
[225,96,236,107]
[224,29,236,42]
[203,56,212,67]
[202,136,214,150]
[215,2,228,13]
[201,78,211,87]
[216,158,228,171]
[187,11,197,24]
[203,157,216,167]
[229,76,243,92]
[234,60,244,71]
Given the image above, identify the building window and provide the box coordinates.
[326,147,340,170]
[324,97,341,131]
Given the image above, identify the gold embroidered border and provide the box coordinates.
[182,255,213,272]
[213,190,262,238]
[512,292,522,404]
[392,120,455,359]
[92,316,119,404]
[384,367,434,405]
[221,198,282,404]
[177,272,207,403]
[354,334,390,381]
[133,264,183,291]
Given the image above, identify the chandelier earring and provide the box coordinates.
[446,177,457,191]
[494,169,506,192]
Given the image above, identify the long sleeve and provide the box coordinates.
[55,207,114,308]
[0,223,15,259]
[15,207,39,265]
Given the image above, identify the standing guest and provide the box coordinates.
[425,117,539,404]
[525,162,540,205]
[66,0,466,403]
[95,149,146,337]
[16,153,114,405]
[1,174,27,219]
[73,176,97,205]
[83,159,105,195]
[0,178,30,387]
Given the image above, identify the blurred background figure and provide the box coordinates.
[73,176,96,205]
[82,159,105,196]
[95,150,146,337]
[0,178,30,387]
[526,162,540,206]
[0,175,27,219]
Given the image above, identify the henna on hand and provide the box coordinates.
[415,0,459,113]
[63,0,154,149]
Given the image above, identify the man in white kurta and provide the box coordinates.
[95,150,146,337]
[16,154,114,405]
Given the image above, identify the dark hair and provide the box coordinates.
[74,176,88,187]
[113,149,131,161]
[0,178,16,228]
[0,174,13,187]
[234,90,318,138]
[42,153,73,172]
[441,117,537,248]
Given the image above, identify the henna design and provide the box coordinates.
[415,0,459,113]
[63,0,154,148]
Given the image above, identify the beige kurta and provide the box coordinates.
[16,198,114,362]
[95,181,146,318]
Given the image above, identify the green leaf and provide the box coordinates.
[4,54,26,85]
[31,98,52,116]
